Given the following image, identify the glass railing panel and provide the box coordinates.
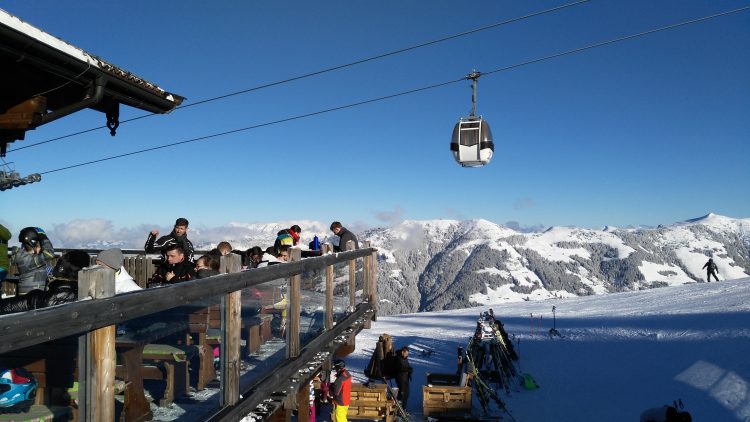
[332,260,351,324]
[238,277,288,393]
[300,267,326,349]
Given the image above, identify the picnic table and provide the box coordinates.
[115,312,189,422]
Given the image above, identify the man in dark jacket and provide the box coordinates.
[148,244,196,287]
[144,217,195,262]
[330,221,358,252]
[394,346,412,410]
[702,258,719,282]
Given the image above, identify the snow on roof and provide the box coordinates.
[0,7,180,103]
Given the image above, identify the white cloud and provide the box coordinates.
[374,206,404,226]
[513,197,536,210]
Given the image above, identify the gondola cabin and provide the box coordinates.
[450,117,494,167]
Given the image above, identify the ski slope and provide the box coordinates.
[342,278,750,421]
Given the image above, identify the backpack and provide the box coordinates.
[382,350,397,379]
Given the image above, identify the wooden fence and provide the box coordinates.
[0,241,378,422]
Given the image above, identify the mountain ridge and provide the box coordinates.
[368,213,750,315]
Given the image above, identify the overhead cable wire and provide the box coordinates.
[9,0,591,153]
[482,4,750,77]
[39,4,750,176]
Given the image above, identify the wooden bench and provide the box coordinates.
[422,373,472,417]
[347,383,395,422]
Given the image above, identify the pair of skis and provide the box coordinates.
[381,378,410,421]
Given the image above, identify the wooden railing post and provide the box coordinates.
[220,253,242,406]
[324,243,334,330]
[137,255,148,288]
[288,248,302,358]
[77,266,116,422]
[362,241,371,301]
[347,240,356,310]
[362,241,372,329]
[371,247,378,321]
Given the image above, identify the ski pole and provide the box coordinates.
[540,315,543,333]
[552,305,557,329]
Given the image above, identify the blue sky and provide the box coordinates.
[1,0,748,242]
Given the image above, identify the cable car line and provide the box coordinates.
[481,4,750,78]
[39,79,463,175]
[37,4,750,176]
[8,0,592,154]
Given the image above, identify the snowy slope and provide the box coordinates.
[341,278,750,422]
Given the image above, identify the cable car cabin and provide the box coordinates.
[450,117,494,167]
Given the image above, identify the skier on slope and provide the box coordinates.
[702,257,719,282]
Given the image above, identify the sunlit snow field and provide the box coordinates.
[340,278,750,421]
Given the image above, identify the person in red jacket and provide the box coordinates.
[330,359,351,422]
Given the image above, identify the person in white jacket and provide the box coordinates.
[95,248,142,294]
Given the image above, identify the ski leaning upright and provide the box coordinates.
[382,378,410,421]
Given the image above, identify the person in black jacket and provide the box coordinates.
[148,244,196,287]
[394,346,412,410]
[144,217,195,262]
[330,221,358,252]
[702,258,719,282]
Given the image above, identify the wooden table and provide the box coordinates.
[115,314,189,422]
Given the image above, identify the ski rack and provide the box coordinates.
[464,311,520,421]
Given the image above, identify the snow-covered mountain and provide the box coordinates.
[365,213,750,315]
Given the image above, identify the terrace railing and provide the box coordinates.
[0,241,378,422]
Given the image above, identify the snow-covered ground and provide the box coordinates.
[339,278,750,421]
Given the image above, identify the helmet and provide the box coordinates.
[18,227,40,249]
[333,359,346,370]
[0,368,37,411]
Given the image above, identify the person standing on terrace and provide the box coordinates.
[144,217,195,262]
[330,221,358,252]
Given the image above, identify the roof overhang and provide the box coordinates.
[0,8,185,155]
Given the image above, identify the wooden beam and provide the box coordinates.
[347,240,356,310]
[362,241,372,329]
[324,244,334,331]
[371,246,378,321]
[0,248,376,354]
[296,382,310,422]
[288,249,302,358]
[77,266,116,422]
[221,253,242,406]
